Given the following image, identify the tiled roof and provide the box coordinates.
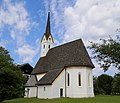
[18,63,33,74]
[31,39,94,85]
[36,69,63,85]
[32,39,94,75]
[25,75,37,87]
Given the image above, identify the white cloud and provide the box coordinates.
[0,0,29,43]
[49,0,120,76]
[15,44,39,63]
[50,0,69,40]
[0,0,38,63]
[0,39,8,48]
[62,0,120,46]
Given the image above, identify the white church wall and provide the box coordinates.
[38,85,53,99]
[52,69,65,98]
[24,87,37,98]
[38,69,65,99]
[37,66,94,99]
[86,68,94,97]
[66,66,94,98]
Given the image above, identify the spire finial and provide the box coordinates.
[44,5,51,37]
[48,5,50,12]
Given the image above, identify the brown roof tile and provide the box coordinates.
[32,39,94,75]
[32,39,94,85]
[36,69,63,85]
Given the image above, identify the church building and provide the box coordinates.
[24,10,95,99]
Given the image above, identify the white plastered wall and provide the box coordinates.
[66,66,94,98]
[41,35,54,57]
[38,69,65,99]
[24,87,37,98]
[37,66,94,99]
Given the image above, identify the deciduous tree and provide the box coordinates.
[88,36,120,71]
[97,74,113,95]
[112,73,120,95]
[0,47,25,102]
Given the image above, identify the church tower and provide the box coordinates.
[40,10,54,57]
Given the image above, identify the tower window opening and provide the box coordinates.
[48,45,50,49]
[43,45,45,49]
[49,38,51,41]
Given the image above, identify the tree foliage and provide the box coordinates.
[88,36,120,71]
[0,47,25,102]
[93,76,105,95]
[97,74,113,95]
[94,73,120,95]
[0,47,13,69]
[112,73,120,95]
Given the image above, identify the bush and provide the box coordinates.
[112,73,120,95]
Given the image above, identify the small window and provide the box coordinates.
[88,73,90,87]
[78,73,81,86]
[48,45,50,49]
[44,87,46,91]
[67,73,70,86]
[43,45,45,49]
[49,38,51,41]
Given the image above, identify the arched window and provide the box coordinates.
[49,38,51,41]
[88,73,90,87]
[67,73,70,86]
[78,73,81,86]
[48,45,50,49]
[43,45,45,49]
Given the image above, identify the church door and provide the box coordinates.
[60,88,63,97]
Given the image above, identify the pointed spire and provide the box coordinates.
[41,6,54,43]
[45,6,51,39]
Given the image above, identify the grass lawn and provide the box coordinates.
[2,95,120,103]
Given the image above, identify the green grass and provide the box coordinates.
[2,96,120,103]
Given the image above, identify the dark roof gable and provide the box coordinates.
[36,69,63,85]
[18,63,33,74]
[32,39,94,75]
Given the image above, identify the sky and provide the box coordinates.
[0,0,120,76]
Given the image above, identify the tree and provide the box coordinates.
[0,47,25,102]
[112,73,120,95]
[88,36,120,71]
[0,47,13,69]
[93,76,105,95]
[97,74,113,95]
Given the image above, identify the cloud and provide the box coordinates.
[49,0,120,45]
[0,39,8,48]
[48,0,120,76]
[0,0,38,63]
[15,44,39,63]
[0,0,32,45]
[63,0,120,45]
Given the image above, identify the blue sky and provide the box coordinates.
[0,0,120,76]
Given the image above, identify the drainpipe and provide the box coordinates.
[65,68,67,97]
